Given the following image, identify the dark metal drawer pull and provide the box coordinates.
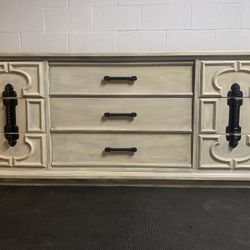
[2,84,19,147]
[104,112,137,118]
[226,83,243,148]
[103,76,137,82]
[104,147,137,153]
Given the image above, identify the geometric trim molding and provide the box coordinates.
[199,135,250,169]
[26,99,45,133]
[0,62,44,98]
[200,99,218,134]
[200,61,250,97]
[0,134,47,168]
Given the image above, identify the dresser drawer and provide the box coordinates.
[51,98,192,132]
[200,61,250,97]
[50,63,193,96]
[52,133,192,168]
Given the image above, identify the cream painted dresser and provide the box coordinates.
[1,52,250,185]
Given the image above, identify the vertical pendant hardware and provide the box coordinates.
[2,84,19,147]
[226,83,243,148]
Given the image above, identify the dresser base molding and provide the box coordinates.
[2,171,250,184]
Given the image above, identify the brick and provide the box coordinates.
[69,32,116,52]
[21,33,68,52]
[119,0,219,4]
[216,30,250,49]
[192,4,241,29]
[117,31,165,51]
[69,0,117,5]
[44,7,91,32]
[167,30,215,51]
[241,5,250,28]
[20,0,68,7]
[142,5,191,30]
[93,6,140,30]
[0,33,20,52]
[0,7,43,32]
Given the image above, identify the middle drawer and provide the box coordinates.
[51,98,192,132]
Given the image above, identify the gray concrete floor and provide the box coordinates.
[0,186,250,249]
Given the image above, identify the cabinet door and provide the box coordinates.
[199,61,250,169]
[0,62,46,168]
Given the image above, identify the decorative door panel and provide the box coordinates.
[199,60,250,169]
[199,134,250,169]
[200,98,250,134]
[200,61,250,97]
[0,62,44,98]
[0,62,47,168]
[0,98,45,133]
[0,133,46,167]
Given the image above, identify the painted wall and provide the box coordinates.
[0,0,250,52]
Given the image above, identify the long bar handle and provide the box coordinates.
[103,76,137,82]
[104,147,137,153]
[2,84,19,147]
[226,83,243,148]
[104,112,137,118]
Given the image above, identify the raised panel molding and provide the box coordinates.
[0,62,44,97]
[199,135,250,169]
[200,99,218,134]
[26,99,45,133]
[0,134,47,168]
[200,61,250,97]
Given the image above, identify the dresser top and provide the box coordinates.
[1,51,250,61]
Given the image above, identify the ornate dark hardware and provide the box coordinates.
[226,83,243,148]
[104,112,137,118]
[2,84,19,147]
[104,147,137,153]
[103,76,137,82]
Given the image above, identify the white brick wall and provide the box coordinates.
[0,0,250,52]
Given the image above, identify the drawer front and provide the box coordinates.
[201,61,250,98]
[0,98,45,133]
[200,98,250,134]
[0,62,44,98]
[51,98,192,132]
[50,63,193,96]
[52,133,192,168]
[0,133,46,168]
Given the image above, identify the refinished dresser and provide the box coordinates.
[1,52,250,185]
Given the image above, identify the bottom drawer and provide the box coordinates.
[52,133,192,168]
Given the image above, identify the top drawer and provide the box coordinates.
[50,63,193,96]
[200,61,250,98]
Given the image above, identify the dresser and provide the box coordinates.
[1,53,250,185]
